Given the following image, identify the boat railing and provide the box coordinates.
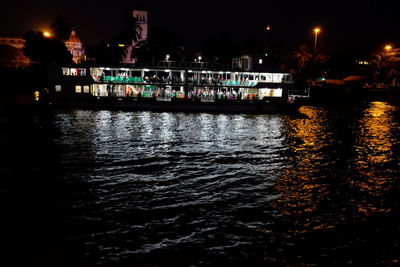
[92,75,293,87]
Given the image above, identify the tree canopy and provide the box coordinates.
[51,16,73,42]
[132,26,184,65]
[23,30,72,65]
[200,30,240,65]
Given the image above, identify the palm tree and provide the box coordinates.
[51,16,73,42]
[370,49,400,86]
[116,17,142,45]
[115,17,142,61]
[132,25,184,65]
[314,50,329,65]
[294,45,312,74]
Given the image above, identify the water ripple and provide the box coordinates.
[3,102,400,266]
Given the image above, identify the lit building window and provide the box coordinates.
[83,85,89,93]
[55,85,62,92]
[62,68,69,75]
[75,85,82,93]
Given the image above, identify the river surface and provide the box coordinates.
[2,99,400,266]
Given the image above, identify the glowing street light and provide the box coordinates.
[198,56,202,61]
[43,31,51,38]
[263,25,271,54]
[165,54,170,61]
[385,44,392,51]
[313,27,321,53]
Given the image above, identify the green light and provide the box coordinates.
[264,53,268,57]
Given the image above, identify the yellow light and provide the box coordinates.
[34,91,40,102]
[118,44,125,47]
[43,31,51,38]
[314,27,321,34]
[385,45,392,51]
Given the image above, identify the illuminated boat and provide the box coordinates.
[46,65,307,113]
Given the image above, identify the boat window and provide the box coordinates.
[79,68,86,76]
[70,68,78,76]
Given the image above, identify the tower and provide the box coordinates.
[133,10,148,43]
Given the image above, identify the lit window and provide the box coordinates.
[259,88,283,97]
[272,74,283,83]
[62,68,69,76]
[70,68,78,76]
[83,85,89,93]
[75,85,82,93]
[55,85,61,92]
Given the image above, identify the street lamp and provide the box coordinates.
[385,45,392,52]
[165,54,170,61]
[313,27,321,53]
[43,31,51,38]
[263,25,271,55]
[198,56,202,62]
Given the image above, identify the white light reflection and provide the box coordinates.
[159,113,174,142]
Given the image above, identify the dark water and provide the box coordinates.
[2,100,400,266]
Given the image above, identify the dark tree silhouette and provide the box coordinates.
[23,31,72,65]
[91,15,142,64]
[370,49,400,86]
[114,16,142,61]
[116,17,142,46]
[0,45,19,67]
[92,41,124,65]
[132,26,184,65]
[200,30,240,65]
[51,16,73,42]
[293,45,312,75]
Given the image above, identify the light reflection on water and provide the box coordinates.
[351,101,400,214]
[273,106,334,230]
[355,101,396,167]
[2,101,400,266]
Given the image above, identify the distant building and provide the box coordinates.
[232,55,253,71]
[0,37,25,49]
[122,9,148,64]
[0,36,30,67]
[65,30,86,64]
[133,10,148,42]
[0,30,86,66]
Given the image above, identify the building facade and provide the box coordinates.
[65,30,86,64]
[0,37,30,67]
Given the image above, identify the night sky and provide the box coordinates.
[1,0,398,55]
